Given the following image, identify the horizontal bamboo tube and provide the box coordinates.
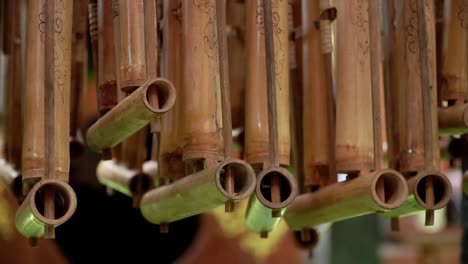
[140,159,256,224]
[438,103,468,135]
[118,0,146,92]
[0,159,22,196]
[284,169,408,230]
[15,179,77,239]
[54,0,73,182]
[159,0,184,181]
[301,0,335,188]
[97,0,118,115]
[380,171,452,218]
[86,78,176,152]
[22,0,46,187]
[245,166,298,235]
[335,0,374,173]
[96,160,153,197]
[182,0,224,162]
[244,0,290,166]
[439,0,468,102]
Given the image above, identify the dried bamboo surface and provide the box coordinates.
[244,0,290,166]
[22,0,46,187]
[182,0,224,163]
[159,0,185,181]
[334,0,374,173]
[301,0,335,188]
[118,0,146,92]
[97,0,118,115]
[438,103,468,134]
[284,169,408,230]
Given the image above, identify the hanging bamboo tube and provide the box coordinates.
[140,158,256,224]
[158,0,185,183]
[437,0,468,135]
[301,0,336,191]
[244,0,297,238]
[117,0,146,92]
[384,0,451,225]
[15,179,77,239]
[70,0,89,157]
[244,0,290,167]
[181,0,224,164]
[88,0,98,69]
[22,0,46,191]
[284,169,408,229]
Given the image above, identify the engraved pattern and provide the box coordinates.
[458,0,468,29]
[193,0,217,60]
[54,0,68,104]
[405,0,419,54]
[350,0,369,68]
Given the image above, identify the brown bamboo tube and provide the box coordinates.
[244,0,290,166]
[380,171,452,218]
[181,0,224,163]
[22,0,46,189]
[438,103,468,134]
[96,0,118,115]
[88,0,98,69]
[1,0,13,55]
[158,0,185,181]
[245,166,298,235]
[284,169,408,230]
[439,0,468,102]
[15,179,77,239]
[96,160,153,197]
[121,127,147,170]
[301,0,335,189]
[86,78,176,152]
[117,0,146,92]
[335,0,374,173]
[70,0,89,157]
[140,158,256,224]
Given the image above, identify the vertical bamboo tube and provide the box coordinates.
[97,0,118,115]
[301,0,335,189]
[23,0,46,189]
[244,0,290,167]
[88,0,98,69]
[159,0,184,181]
[182,0,224,164]
[335,0,374,173]
[118,0,146,93]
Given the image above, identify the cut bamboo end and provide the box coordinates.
[256,166,298,210]
[86,78,176,152]
[293,228,320,251]
[284,169,408,230]
[140,158,256,224]
[15,179,77,239]
[412,171,452,211]
[96,160,154,197]
[438,104,468,135]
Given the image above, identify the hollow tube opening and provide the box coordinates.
[217,160,255,200]
[144,79,176,113]
[256,167,297,209]
[415,173,452,209]
[372,171,407,210]
[32,181,76,225]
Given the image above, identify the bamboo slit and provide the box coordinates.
[44,189,55,238]
[44,0,56,238]
[417,0,436,224]
[216,0,235,211]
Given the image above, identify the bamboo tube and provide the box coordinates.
[118,0,146,92]
[15,179,77,239]
[284,169,408,230]
[96,160,153,197]
[181,0,224,163]
[1,0,13,55]
[245,166,298,235]
[380,171,452,218]
[0,159,22,197]
[86,78,176,152]
[88,0,98,69]
[301,0,335,189]
[244,0,290,166]
[438,103,468,134]
[22,0,46,189]
[140,158,256,224]
[70,0,89,157]
[335,0,374,173]
[158,0,185,181]
[96,0,118,115]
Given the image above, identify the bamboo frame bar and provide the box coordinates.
[15,179,77,239]
[118,0,146,92]
[244,0,291,166]
[284,169,408,230]
[86,78,176,152]
[140,159,256,224]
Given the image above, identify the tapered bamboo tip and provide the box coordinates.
[44,225,55,239]
[28,237,38,247]
[370,170,408,210]
[159,223,169,233]
[255,166,298,210]
[412,171,452,211]
[425,209,434,226]
[225,200,234,212]
[143,78,177,114]
[216,159,257,201]
[260,231,268,239]
[293,228,319,250]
